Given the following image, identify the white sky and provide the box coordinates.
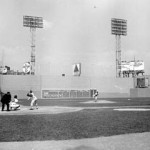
[0,0,150,75]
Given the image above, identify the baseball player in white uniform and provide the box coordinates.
[93,90,99,102]
[27,90,38,110]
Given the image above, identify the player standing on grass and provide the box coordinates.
[93,90,99,102]
[27,90,38,110]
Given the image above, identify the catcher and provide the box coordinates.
[10,95,20,110]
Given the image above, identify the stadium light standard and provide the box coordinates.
[111,18,127,78]
[23,16,43,75]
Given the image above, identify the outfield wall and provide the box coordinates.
[0,75,133,99]
[130,88,150,97]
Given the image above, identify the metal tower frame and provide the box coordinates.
[111,18,127,78]
[23,16,43,75]
[30,27,36,75]
[116,35,121,77]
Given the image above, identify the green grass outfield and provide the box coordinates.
[0,98,150,142]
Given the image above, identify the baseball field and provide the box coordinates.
[0,97,150,142]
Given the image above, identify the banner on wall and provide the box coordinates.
[41,89,91,99]
[72,63,81,76]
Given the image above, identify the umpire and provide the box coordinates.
[1,92,11,111]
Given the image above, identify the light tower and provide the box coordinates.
[111,18,127,78]
[23,16,43,75]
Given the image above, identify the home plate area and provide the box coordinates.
[0,106,83,115]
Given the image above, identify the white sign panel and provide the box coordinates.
[121,61,144,72]
[23,62,31,73]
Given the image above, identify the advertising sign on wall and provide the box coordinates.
[41,89,91,99]
[72,63,81,76]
